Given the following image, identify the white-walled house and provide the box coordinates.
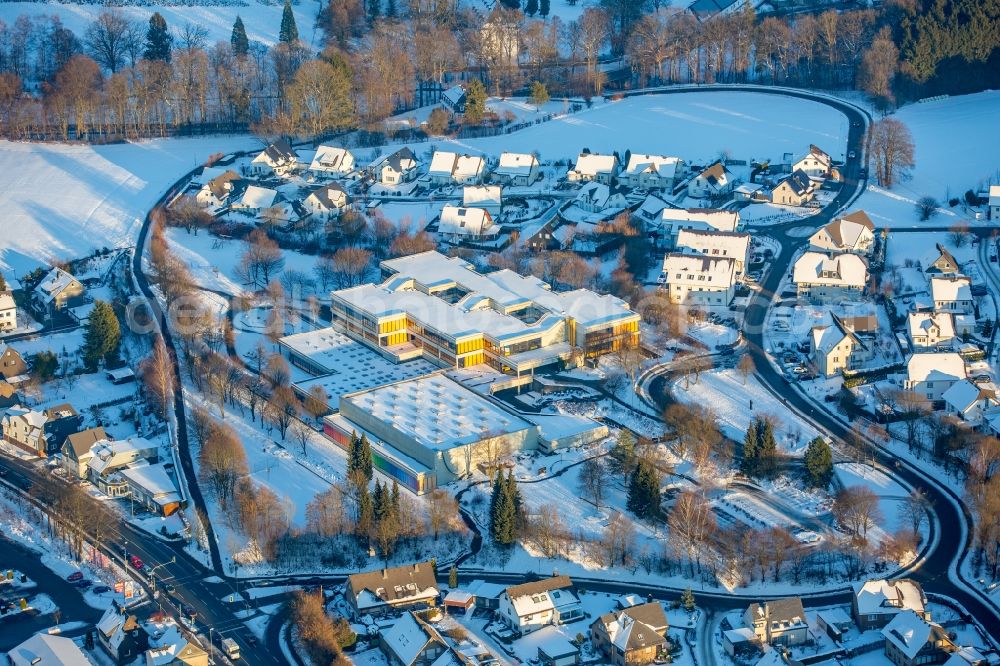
[310,145,355,175]
[989,185,1000,220]
[660,254,737,307]
[770,169,815,206]
[437,206,497,242]
[195,170,242,209]
[567,153,619,184]
[688,161,736,199]
[907,312,956,349]
[811,313,871,377]
[230,185,278,214]
[493,152,539,186]
[809,210,876,255]
[792,144,832,179]
[675,229,750,275]
[574,182,628,214]
[499,576,583,634]
[930,276,974,314]
[304,184,349,219]
[942,380,998,428]
[902,352,967,402]
[618,154,684,190]
[378,148,420,185]
[0,291,16,332]
[249,139,298,177]
[793,252,868,303]
[463,185,502,216]
[652,208,741,248]
[429,152,486,185]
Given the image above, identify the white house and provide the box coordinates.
[942,380,998,428]
[989,185,1000,220]
[195,170,242,209]
[809,210,876,255]
[930,276,974,314]
[9,633,91,666]
[688,161,735,199]
[574,182,628,214]
[249,139,298,177]
[743,598,808,647]
[811,313,871,377]
[304,184,349,219]
[792,144,832,179]
[770,169,815,206]
[499,576,583,634]
[231,185,278,214]
[378,148,420,185]
[654,208,741,247]
[675,229,750,275]
[493,152,539,186]
[437,206,498,242]
[903,352,967,402]
[429,152,486,185]
[567,153,619,184]
[660,254,737,307]
[463,185,502,216]
[618,154,684,190]
[0,291,16,332]
[310,145,355,175]
[907,312,956,349]
[852,578,929,630]
[441,84,467,113]
[793,252,868,303]
[33,267,85,320]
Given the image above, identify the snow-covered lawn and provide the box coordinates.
[854,91,1000,228]
[0,136,258,273]
[834,462,909,539]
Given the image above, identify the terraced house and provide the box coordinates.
[329,251,640,378]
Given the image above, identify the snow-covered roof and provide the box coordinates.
[622,154,682,179]
[773,169,813,196]
[810,211,874,251]
[942,380,996,414]
[119,463,180,504]
[676,229,750,263]
[657,208,740,233]
[945,646,986,666]
[310,145,354,173]
[495,152,537,177]
[906,352,966,384]
[253,139,296,167]
[723,627,757,643]
[8,633,91,666]
[0,291,15,310]
[347,561,439,609]
[145,617,204,666]
[342,373,533,451]
[236,185,278,209]
[504,576,578,618]
[695,161,732,188]
[88,437,158,476]
[465,579,506,599]
[444,590,474,605]
[570,152,617,177]
[662,253,736,289]
[812,322,851,355]
[3,404,47,429]
[381,612,441,666]
[882,611,950,661]
[517,625,579,660]
[930,276,972,303]
[34,267,79,303]
[442,84,466,107]
[792,251,867,288]
[429,152,484,180]
[575,181,625,210]
[852,579,926,617]
[439,206,496,237]
[794,144,832,168]
[596,602,668,653]
[989,184,1000,206]
[907,312,955,340]
[635,194,671,220]
[305,184,348,210]
[464,185,502,208]
[379,148,419,173]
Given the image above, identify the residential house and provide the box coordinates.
[0,381,17,408]
[120,463,182,516]
[942,380,998,428]
[1,403,81,456]
[8,633,91,666]
[530,627,580,666]
[811,313,872,377]
[652,208,741,248]
[0,343,27,379]
[688,161,735,200]
[675,229,751,275]
[230,185,278,215]
[464,185,502,216]
[927,244,961,275]
[990,185,1000,220]
[499,575,583,634]
[378,148,420,185]
[903,352,967,403]
[429,152,486,185]
[303,184,349,220]
[882,611,956,666]
[33,267,85,320]
[379,611,448,666]
[792,252,868,303]
[465,580,506,610]
[618,154,684,190]
[944,648,987,666]
[493,152,539,186]
[309,145,355,175]
[660,254,737,307]
[97,605,149,664]
[590,602,669,666]
[722,628,760,657]
[194,170,242,209]
[930,276,974,314]
[907,312,956,350]
[441,84,466,113]
[808,211,876,255]
[346,561,439,616]
[87,437,160,496]
[60,425,108,479]
[437,206,498,242]
[574,182,628,214]
[249,139,298,177]
[144,617,208,666]
[743,598,808,647]
[770,169,815,206]
[853,579,929,631]
[792,144,832,179]
[0,291,16,331]
[567,153,619,184]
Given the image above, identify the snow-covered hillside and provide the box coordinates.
[0,136,259,273]
[856,91,1000,227]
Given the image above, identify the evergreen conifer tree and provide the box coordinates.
[741,419,758,476]
[357,483,373,536]
[626,460,660,520]
[525,0,538,15]
[143,13,172,62]
[279,0,299,44]
[804,436,833,487]
[83,300,121,370]
[758,418,778,477]
[448,565,458,588]
[539,0,550,16]
[681,588,696,612]
[465,79,488,124]
[231,16,249,58]
[358,433,373,481]
[372,479,387,522]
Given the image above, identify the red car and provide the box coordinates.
[66,572,84,582]
[129,556,144,570]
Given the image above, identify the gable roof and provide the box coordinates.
[907,312,956,340]
[812,211,875,251]
[906,352,966,384]
[662,253,737,288]
[237,185,278,209]
[439,206,495,236]
[35,267,80,303]
[310,145,354,172]
[381,612,445,666]
[347,561,438,609]
[381,148,419,173]
[882,611,951,661]
[623,154,682,179]
[0,291,14,311]
[775,169,813,196]
[464,185,502,208]
[8,634,91,666]
[930,243,960,272]
[595,603,669,653]
[793,252,868,288]
[812,313,864,355]
[697,160,732,187]
[496,152,538,177]
[307,183,348,209]
[942,380,996,414]
[205,170,242,199]
[571,153,617,176]
[930,276,972,303]
[676,229,750,261]
[657,207,740,233]
[505,575,573,601]
[746,597,806,627]
[64,425,108,458]
[796,144,831,167]
[259,139,296,164]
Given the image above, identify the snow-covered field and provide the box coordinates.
[855,91,1000,227]
[0,136,258,273]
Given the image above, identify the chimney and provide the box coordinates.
[382,569,388,579]
[413,563,420,572]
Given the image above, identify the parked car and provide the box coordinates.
[848,150,856,159]
[93,585,111,594]
[76,580,93,589]
[67,572,84,582]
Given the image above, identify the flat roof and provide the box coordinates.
[341,373,533,451]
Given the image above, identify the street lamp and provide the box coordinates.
[146,557,176,594]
